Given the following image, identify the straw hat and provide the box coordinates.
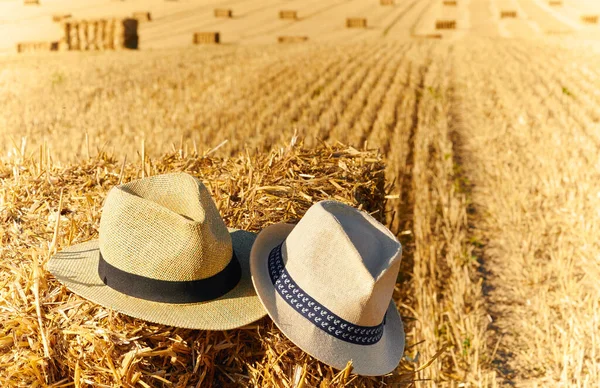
[250,200,405,376]
[48,173,266,330]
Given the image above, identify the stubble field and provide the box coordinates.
[2,0,600,386]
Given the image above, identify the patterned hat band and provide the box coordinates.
[268,243,386,345]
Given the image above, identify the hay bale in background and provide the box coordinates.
[346,17,367,28]
[278,36,308,43]
[581,15,599,24]
[194,32,220,44]
[279,10,298,20]
[16,41,58,53]
[59,18,137,51]
[23,0,39,4]
[59,23,70,50]
[0,142,417,386]
[443,0,457,6]
[105,18,117,50]
[16,42,33,53]
[66,21,79,50]
[122,18,139,49]
[133,11,152,22]
[435,20,456,29]
[500,10,517,18]
[96,19,107,50]
[52,14,71,22]
[214,8,233,18]
[114,18,125,49]
[380,0,394,5]
[88,19,99,50]
[17,42,53,53]
[79,19,88,50]
[548,0,562,5]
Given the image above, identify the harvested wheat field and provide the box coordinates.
[2,0,600,387]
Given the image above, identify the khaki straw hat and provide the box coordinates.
[48,173,266,330]
[250,200,405,376]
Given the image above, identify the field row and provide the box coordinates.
[453,39,600,384]
[0,41,420,160]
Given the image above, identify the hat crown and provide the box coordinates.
[282,201,401,326]
[98,173,232,282]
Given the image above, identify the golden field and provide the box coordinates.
[1,0,600,386]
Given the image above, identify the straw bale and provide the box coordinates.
[59,18,136,51]
[24,0,39,4]
[79,19,88,50]
[500,10,517,18]
[435,20,456,29]
[114,18,125,49]
[16,41,56,53]
[96,19,107,50]
[122,18,139,49]
[279,10,298,20]
[443,0,457,6]
[194,32,220,44]
[548,0,562,5]
[380,0,394,5]
[0,142,417,387]
[277,36,309,43]
[88,20,99,51]
[346,18,367,28]
[214,8,233,18]
[105,18,117,50]
[581,15,598,24]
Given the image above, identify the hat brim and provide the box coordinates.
[48,228,267,330]
[250,223,406,376]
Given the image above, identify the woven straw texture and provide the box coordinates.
[283,201,401,326]
[99,173,233,280]
[48,173,267,330]
[250,201,405,376]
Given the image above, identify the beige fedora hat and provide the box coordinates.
[48,173,266,330]
[250,200,405,376]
